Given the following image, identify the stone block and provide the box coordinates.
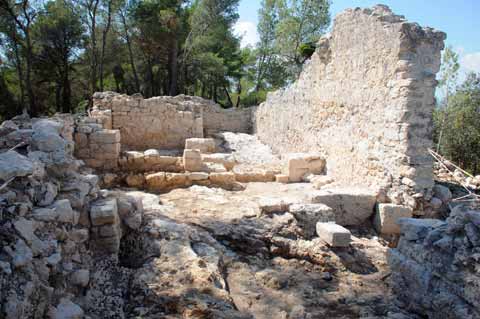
[165,173,190,189]
[99,224,121,238]
[433,184,452,203]
[188,172,209,181]
[201,153,236,170]
[183,149,203,172]
[234,170,275,183]
[89,129,120,144]
[0,151,34,181]
[284,153,326,182]
[126,174,145,187]
[374,204,413,234]
[309,187,377,226]
[74,133,88,148]
[90,199,118,226]
[275,174,289,183]
[145,172,166,190]
[290,203,335,237]
[185,138,216,153]
[316,222,351,247]
[209,172,236,186]
[397,218,445,241]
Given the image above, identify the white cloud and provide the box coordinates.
[461,52,480,73]
[233,20,259,48]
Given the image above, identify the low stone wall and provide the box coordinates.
[202,102,251,136]
[252,5,446,209]
[388,206,480,318]
[92,92,251,151]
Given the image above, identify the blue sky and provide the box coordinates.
[234,0,480,75]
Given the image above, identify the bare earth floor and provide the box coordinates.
[110,183,403,319]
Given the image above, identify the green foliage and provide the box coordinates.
[299,42,316,60]
[0,0,331,117]
[255,0,330,90]
[434,72,480,174]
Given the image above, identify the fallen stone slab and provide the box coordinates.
[316,222,351,247]
[374,204,413,235]
[309,187,377,226]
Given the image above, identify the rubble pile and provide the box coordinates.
[0,115,143,318]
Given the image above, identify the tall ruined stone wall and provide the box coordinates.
[92,92,251,151]
[253,6,445,202]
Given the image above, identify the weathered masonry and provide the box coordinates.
[253,5,446,202]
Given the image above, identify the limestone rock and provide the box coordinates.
[50,299,84,319]
[202,153,236,170]
[275,174,289,183]
[126,174,145,187]
[183,149,203,172]
[397,218,445,241]
[90,199,118,226]
[284,153,326,182]
[432,184,452,203]
[0,151,34,181]
[185,138,216,153]
[316,222,351,247]
[374,204,413,235]
[309,187,377,226]
[71,269,90,287]
[289,203,335,238]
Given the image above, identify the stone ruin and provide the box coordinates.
[1,5,479,319]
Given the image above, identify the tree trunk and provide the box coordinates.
[55,81,62,112]
[223,85,233,108]
[12,39,25,108]
[24,31,36,116]
[89,0,100,107]
[168,37,179,96]
[62,61,71,113]
[120,10,140,93]
[99,0,113,91]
